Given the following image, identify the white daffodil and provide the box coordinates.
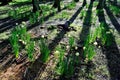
[21,25,24,28]
[75,52,79,56]
[98,46,101,48]
[54,50,60,58]
[55,51,59,54]
[41,35,44,38]
[68,34,71,37]
[83,47,86,50]
[22,21,26,24]
[66,45,70,50]
[16,23,18,25]
[75,46,78,50]
[93,41,98,46]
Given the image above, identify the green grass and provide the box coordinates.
[93,1,98,7]
[83,34,96,61]
[55,45,65,75]
[69,36,75,49]
[9,23,35,60]
[39,38,50,63]
[55,11,71,19]
[66,1,76,10]
[79,10,86,19]
[26,41,35,61]
[9,27,20,58]
[8,5,32,19]
[109,4,120,16]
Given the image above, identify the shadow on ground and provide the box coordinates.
[97,1,120,79]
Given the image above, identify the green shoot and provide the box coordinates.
[26,41,35,61]
[66,1,76,10]
[63,55,74,77]
[55,45,74,77]
[55,45,65,75]
[9,30,19,58]
[83,34,96,61]
[69,36,75,49]
[39,38,50,63]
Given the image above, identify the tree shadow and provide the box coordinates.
[97,2,120,80]
[104,4,120,33]
[79,0,94,44]
[24,1,86,80]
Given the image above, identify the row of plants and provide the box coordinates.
[8,5,32,19]
[9,22,34,60]
[54,36,80,78]
[109,4,120,17]
[83,22,113,62]
[9,22,51,62]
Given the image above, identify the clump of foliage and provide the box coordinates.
[9,29,19,58]
[109,5,120,16]
[83,22,113,61]
[93,23,113,46]
[55,11,70,19]
[55,45,65,75]
[55,36,76,78]
[69,36,75,49]
[100,23,113,46]
[63,54,75,77]
[39,38,50,63]
[66,1,76,10]
[83,34,96,61]
[8,6,31,19]
[29,11,40,24]
[93,1,98,7]
[55,45,75,78]
[25,41,35,61]
[80,10,86,19]
[9,22,35,60]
